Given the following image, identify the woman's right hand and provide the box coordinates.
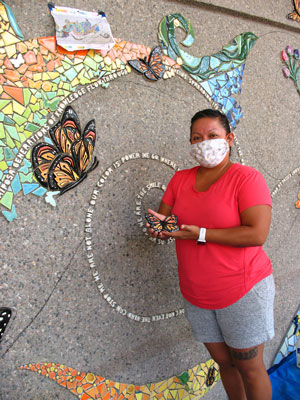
[146,208,170,240]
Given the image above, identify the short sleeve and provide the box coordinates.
[162,173,178,207]
[237,170,272,213]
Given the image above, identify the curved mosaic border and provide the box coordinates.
[18,359,220,400]
[0,1,257,221]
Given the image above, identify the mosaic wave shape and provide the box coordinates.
[18,360,220,400]
[158,14,258,128]
[0,2,257,221]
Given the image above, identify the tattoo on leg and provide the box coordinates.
[231,347,258,360]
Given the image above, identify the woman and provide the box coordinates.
[147,109,274,400]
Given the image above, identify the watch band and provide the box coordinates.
[197,227,206,245]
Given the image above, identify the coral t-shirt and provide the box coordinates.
[162,163,272,309]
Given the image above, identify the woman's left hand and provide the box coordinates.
[164,224,200,240]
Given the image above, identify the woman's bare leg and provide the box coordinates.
[205,342,246,400]
[229,343,272,400]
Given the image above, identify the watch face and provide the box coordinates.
[197,240,206,245]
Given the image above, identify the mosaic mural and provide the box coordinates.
[0,0,257,221]
[272,306,300,366]
[0,1,264,398]
[18,360,220,400]
[281,45,300,208]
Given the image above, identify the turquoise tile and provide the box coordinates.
[12,174,21,194]
[22,183,39,195]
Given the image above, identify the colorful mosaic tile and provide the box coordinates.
[18,359,220,400]
[0,2,257,221]
[158,14,258,128]
[280,46,300,208]
[287,1,300,22]
[272,306,300,366]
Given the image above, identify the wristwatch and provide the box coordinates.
[197,227,206,245]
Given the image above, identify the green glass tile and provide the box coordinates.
[105,65,112,72]
[53,77,60,84]
[35,92,42,99]
[0,160,8,170]
[0,112,4,122]
[64,68,77,81]
[5,125,19,141]
[94,53,103,63]
[0,100,10,111]
[13,113,27,125]
[24,130,33,139]
[33,113,46,125]
[61,60,71,70]
[25,122,40,132]
[88,69,94,79]
[57,89,64,96]
[23,106,32,118]
[63,56,73,65]
[56,66,64,73]
[4,147,14,160]
[23,88,31,106]
[46,91,57,100]
[0,148,3,161]
[84,56,97,71]
[29,103,40,112]
[18,132,26,142]
[0,123,4,139]
[4,116,14,125]
[39,108,48,116]
[0,191,13,209]
[0,139,5,146]
[20,171,33,183]
[74,64,84,72]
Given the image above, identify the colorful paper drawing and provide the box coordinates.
[49,5,115,51]
[0,0,257,221]
[18,360,220,400]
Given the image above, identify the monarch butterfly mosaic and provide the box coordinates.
[145,213,179,232]
[128,46,166,81]
[31,106,99,195]
[287,0,300,22]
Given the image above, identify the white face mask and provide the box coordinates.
[190,138,229,168]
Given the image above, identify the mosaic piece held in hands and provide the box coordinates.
[145,212,179,232]
[18,359,220,400]
[0,0,257,221]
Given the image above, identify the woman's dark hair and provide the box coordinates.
[190,109,231,136]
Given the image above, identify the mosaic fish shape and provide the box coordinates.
[18,360,220,400]
[0,1,257,221]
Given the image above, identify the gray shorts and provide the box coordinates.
[184,274,275,349]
